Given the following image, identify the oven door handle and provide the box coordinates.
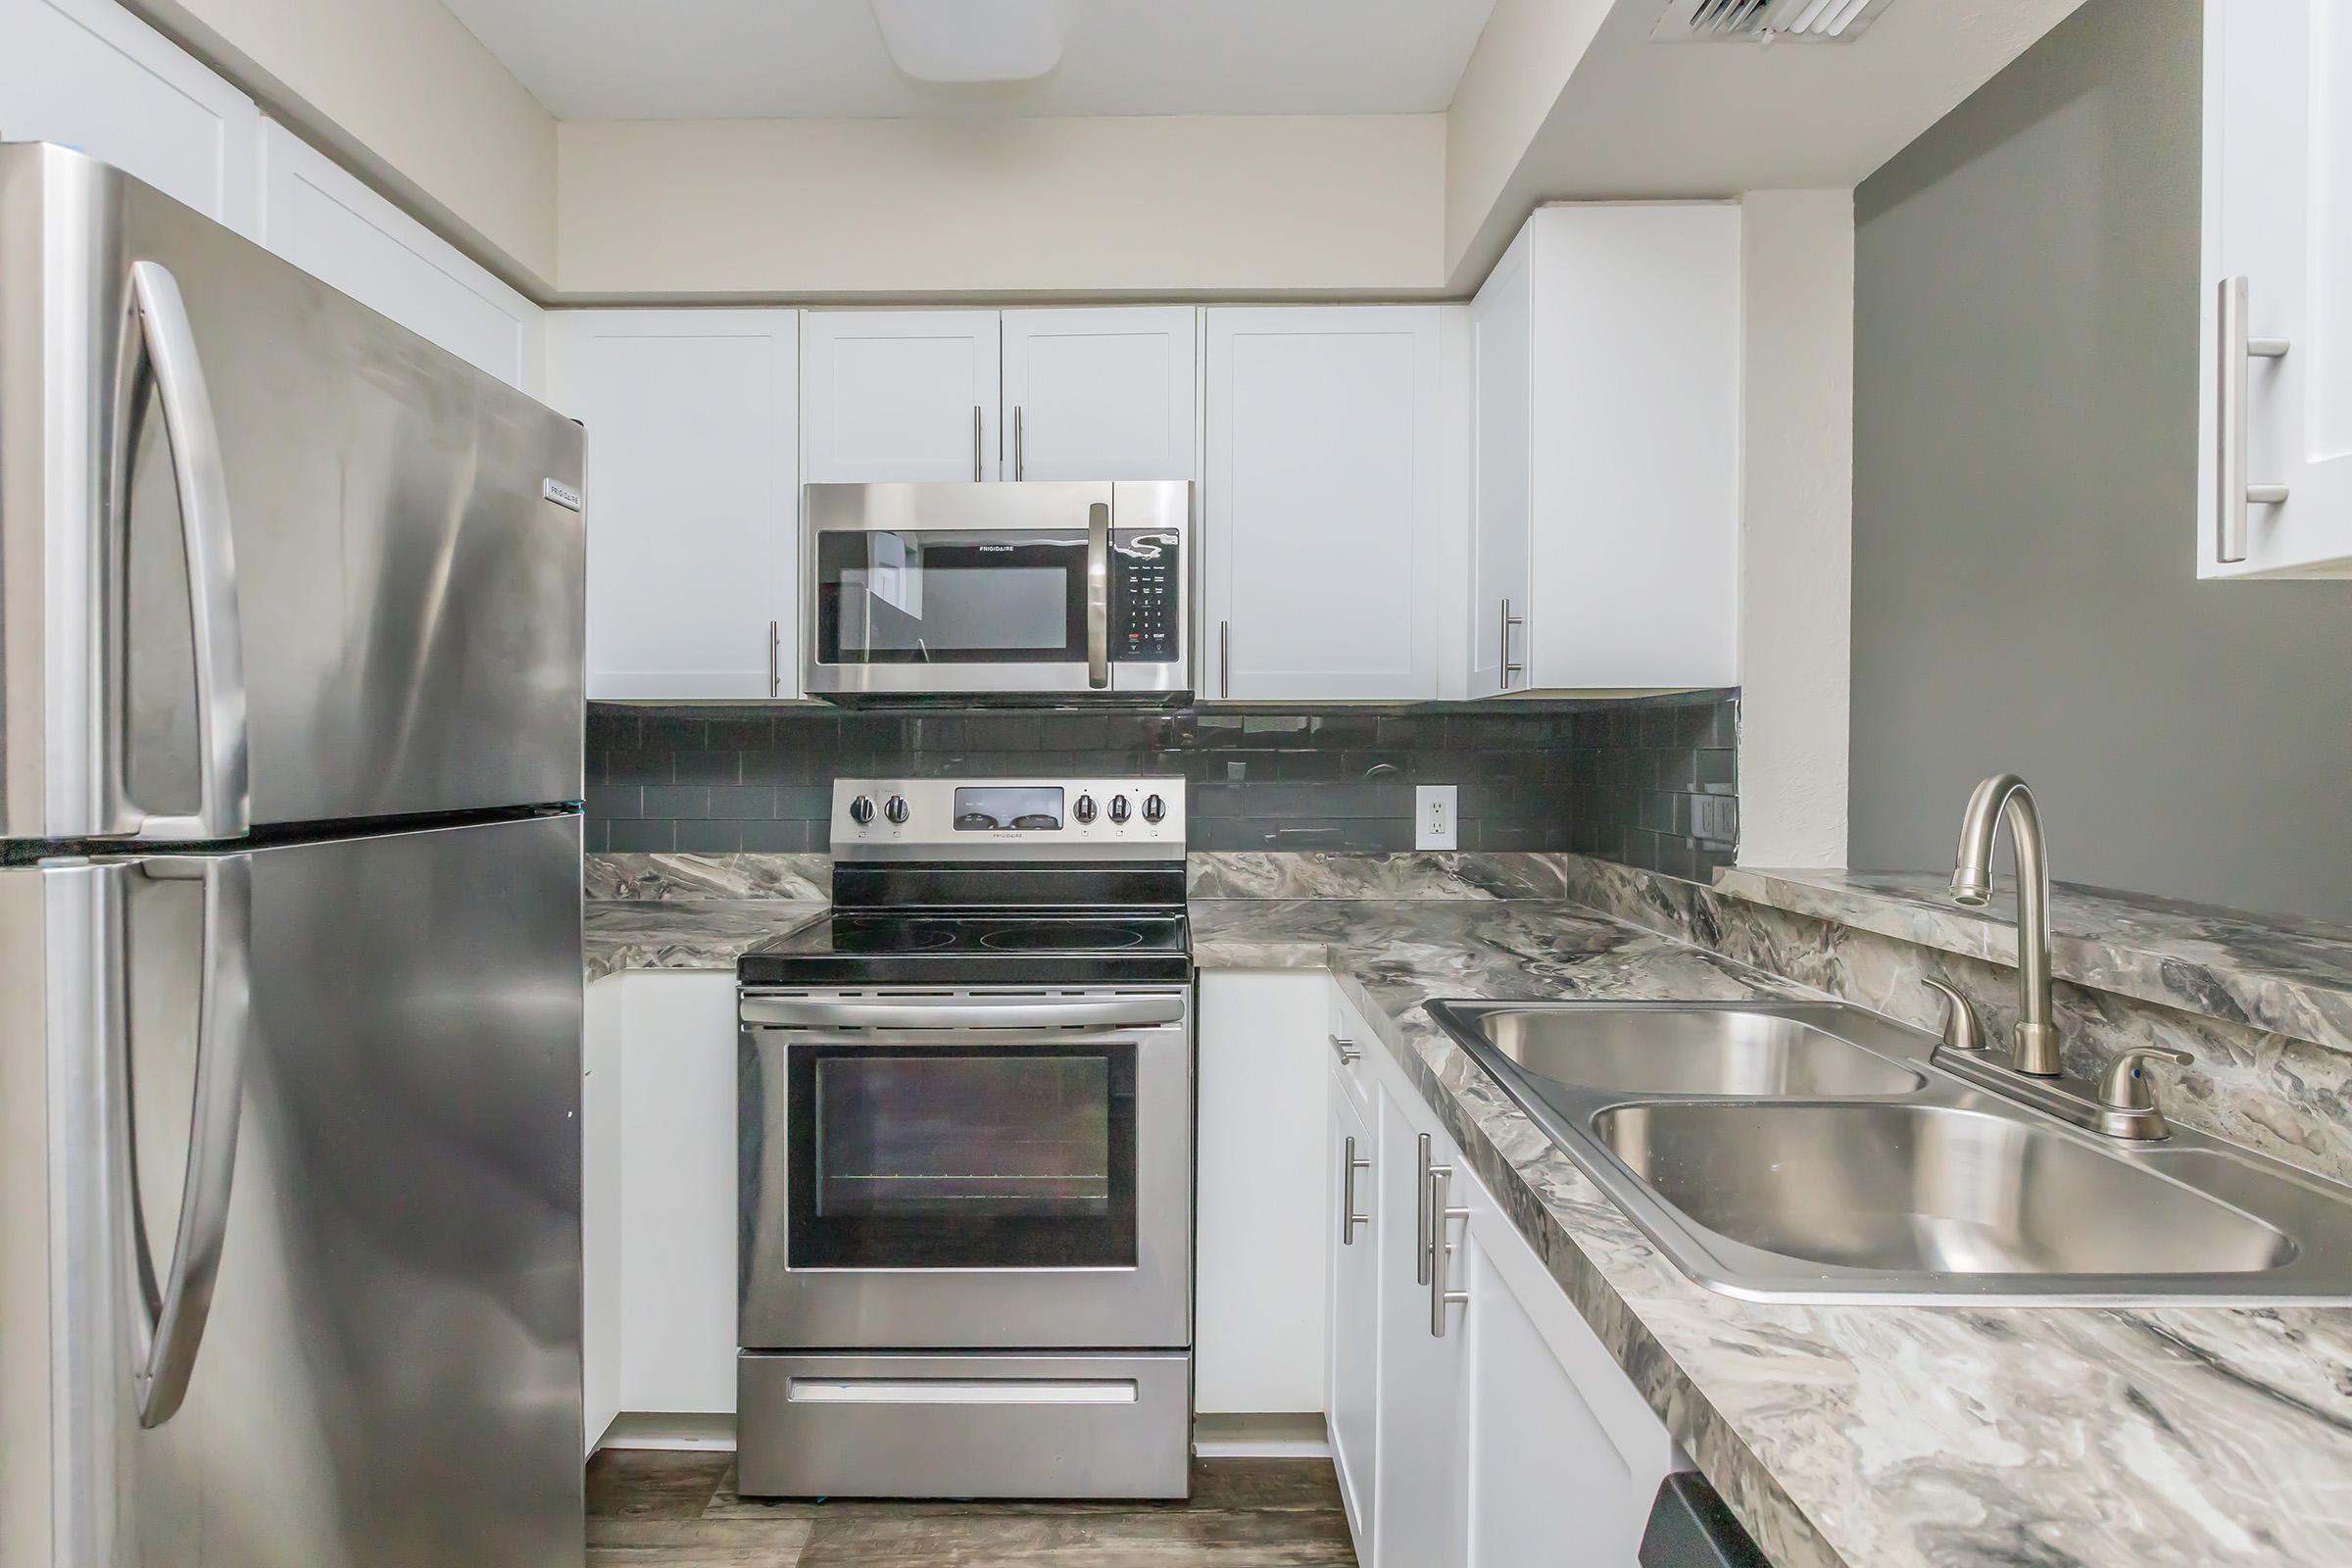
[740,996,1187,1031]
[1086,500,1111,690]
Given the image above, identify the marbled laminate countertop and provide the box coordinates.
[584,890,2352,1567]
[583,899,828,981]
[1192,899,2352,1568]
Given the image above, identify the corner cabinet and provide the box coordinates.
[1203,307,1445,700]
[549,310,802,699]
[1323,987,1685,1568]
[1469,205,1740,692]
[2195,0,2352,578]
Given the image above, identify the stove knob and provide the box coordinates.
[1074,794,1098,824]
[848,794,876,826]
[1143,794,1166,824]
[884,795,909,825]
[1108,795,1132,825]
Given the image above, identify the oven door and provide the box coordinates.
[739,988,1193,1350]
[802,480,1189,697]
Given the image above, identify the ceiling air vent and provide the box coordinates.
[1650,0,1895,44]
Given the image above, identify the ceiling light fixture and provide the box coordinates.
[867,0,1072,83]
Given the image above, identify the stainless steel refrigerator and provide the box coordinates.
[0,143,587,1568]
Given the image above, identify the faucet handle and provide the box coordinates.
[1921,979,1986,1053]
[2098,1050,2193,1112]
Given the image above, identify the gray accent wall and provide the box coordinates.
[1849,0,2352,922]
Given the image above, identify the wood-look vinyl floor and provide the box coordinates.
[584,1450,1360,1567]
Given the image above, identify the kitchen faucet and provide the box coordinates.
[1929,772,2191,1140]
[1947,772,2062,1076]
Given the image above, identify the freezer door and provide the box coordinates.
[1,813,585,1568]
[0,143,583,841]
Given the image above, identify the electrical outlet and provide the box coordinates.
[1416,784,1458,851]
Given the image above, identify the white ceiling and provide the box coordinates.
[443,0,1502,122]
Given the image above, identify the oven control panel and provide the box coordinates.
[833,776,1186,859]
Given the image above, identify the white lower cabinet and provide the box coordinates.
[1195,972,1331,1414]
[1321,981,1683,1568]
[1373,1083,1465,1567]
[581,971,741,1446]
[1325,1060,1380,1550]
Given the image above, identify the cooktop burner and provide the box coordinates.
[979,921,1151,952]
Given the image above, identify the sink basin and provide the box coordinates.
[1425,997,2352,1303]
[1464,1003,1925,1099]
[1592,1102,2296,1277]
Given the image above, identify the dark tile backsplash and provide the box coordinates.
[584,691,1740,878]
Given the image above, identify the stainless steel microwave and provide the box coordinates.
[803,481,1191,699]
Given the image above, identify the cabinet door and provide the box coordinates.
[1003,307,1197,481]
[256,122,543,394]
[1458,1179,1682,1566]
[1327,1071,1379,1556]
[1373,1085,1467,1568]
[616,973,740,1416]
[2196,0,2352,578]
[1469,228,1533,696]
[0,0,258,230]
[1527,206,1740,688]
[1204,307,1444,700]
[582,976,624,1453]
[803,310,1001,482]
[1195,973,1330,1415]
[551,310,800,699]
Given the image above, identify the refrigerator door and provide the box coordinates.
[0,142,583,842]
[0,812,584,1568]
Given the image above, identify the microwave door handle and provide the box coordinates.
[1086,500,1111,689]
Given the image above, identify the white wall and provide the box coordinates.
[1443,0,1612,288]
[122,0,559,289]
[556,115,1446,300]
[1736,189,1853,868]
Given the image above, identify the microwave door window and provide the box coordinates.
[816,531,1089,663]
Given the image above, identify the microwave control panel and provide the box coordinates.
[1112,531,1181,662]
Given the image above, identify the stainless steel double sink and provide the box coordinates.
[1425,999,2352,1304]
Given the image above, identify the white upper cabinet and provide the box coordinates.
[1003,307,1198,481]
[256,122,544,395]
[0,0,259,230]
[551,310,801,700]
[1471,205,1740,692]
[803,310,1003,482]
[1469,226,1534,696]
[1204,306,1444,701]
[2197,0,2352,578]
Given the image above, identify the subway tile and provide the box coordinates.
[607,818,674,853]
[775,785,835,820]
[672,748,742,785]
[585,708,640,753]
[643,784,710,818]
[1696,748,1738,791]
[584,784,643,821]
[706,785,777,819]
[742,818,825,852]
[673,819,742,853]
[702,716,776,753]
[602,748,673,785]
[581,816,609,853]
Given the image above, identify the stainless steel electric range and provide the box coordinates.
[736,777,1194,1500]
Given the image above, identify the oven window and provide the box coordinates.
[814,530,1088,664]
[788,1044,1138,1269]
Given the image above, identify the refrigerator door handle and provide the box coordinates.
[110,854,253,1427]
[107,262,250,842]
